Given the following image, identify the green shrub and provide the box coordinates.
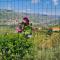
[0,33,34,60]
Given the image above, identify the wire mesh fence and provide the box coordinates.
[0,0,60,60]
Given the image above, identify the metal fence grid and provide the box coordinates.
[0,0,60,60]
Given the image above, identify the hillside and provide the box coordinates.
[0,9,60,26]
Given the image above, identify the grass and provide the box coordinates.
[0,26,60,60]
[33,30,60,60]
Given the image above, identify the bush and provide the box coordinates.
[0,33,34,60]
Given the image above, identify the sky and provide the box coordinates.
[0,0,60,15]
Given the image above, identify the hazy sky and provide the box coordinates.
[0,0,60,15]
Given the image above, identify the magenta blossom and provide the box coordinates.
[16,27,22,33]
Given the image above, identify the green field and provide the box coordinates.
[0,26,60,60]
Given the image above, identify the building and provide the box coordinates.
[52,27,60,31]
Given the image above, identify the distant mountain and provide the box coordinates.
[0,9,17,20]
[0,9,60,26]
